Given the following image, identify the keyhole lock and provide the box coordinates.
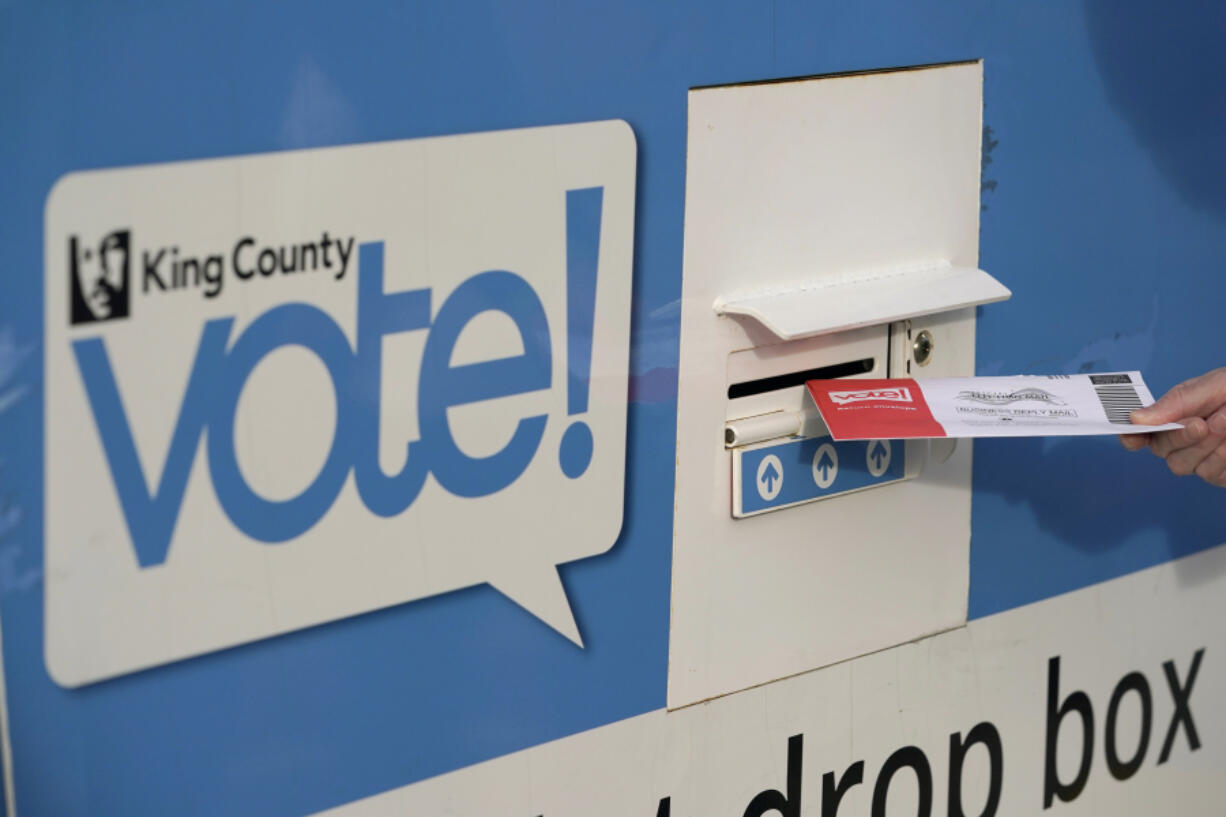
[912,329,934,367]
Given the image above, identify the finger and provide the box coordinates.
[1208,449,1226,488]
[1164,432,1226,477]
[1193,440,1226,486]
[1132,368,1226,425]
[1148,417,1208,458]
[1209,405,1226,436]
[1120,432,1151,451]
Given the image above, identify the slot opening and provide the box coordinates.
[726,357,874,399]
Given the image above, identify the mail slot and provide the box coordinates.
[719,324,927,517]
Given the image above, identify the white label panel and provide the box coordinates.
[44,121,637,686]
[318,543,1226,817]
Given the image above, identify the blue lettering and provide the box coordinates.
[206,303,356,542]
[418,270,552,497]
[72,319,231,567]
[73,243,556,565]
[352,242,432,517]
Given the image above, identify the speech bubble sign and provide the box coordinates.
[43,121,635,686]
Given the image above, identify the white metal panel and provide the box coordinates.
[671,62,986,708]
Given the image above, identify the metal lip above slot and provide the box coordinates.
[713,262,1011,341]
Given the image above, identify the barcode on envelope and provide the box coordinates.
[1094,382,1143,424]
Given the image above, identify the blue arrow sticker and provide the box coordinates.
[761,461,780,491]
[815,450,836,479]
[869,441,887,469]
[737,436,905,516]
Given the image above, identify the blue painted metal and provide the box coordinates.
[1,1,1224,814]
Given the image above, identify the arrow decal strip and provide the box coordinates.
[732,434,904,518]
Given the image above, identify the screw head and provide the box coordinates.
[912,329,934,367]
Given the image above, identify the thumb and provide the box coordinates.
[1133,369,1226,425]
[1131,404,1167,425]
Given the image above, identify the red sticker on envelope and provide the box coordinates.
[806,378,946,440]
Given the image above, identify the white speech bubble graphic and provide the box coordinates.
[43,121,635,685]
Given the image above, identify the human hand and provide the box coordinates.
[1120,367,1226,487]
